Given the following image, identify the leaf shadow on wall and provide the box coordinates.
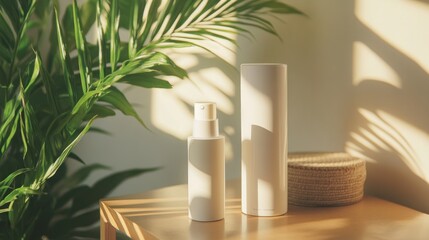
[346,18,429,214]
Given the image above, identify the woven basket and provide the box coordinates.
[288,152,366,207]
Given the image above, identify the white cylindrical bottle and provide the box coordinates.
[241,63,287,216]
[188,102,225,221]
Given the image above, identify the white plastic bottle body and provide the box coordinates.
[241,64,288,216]
[188,102,225,221]
[188,137,225,221]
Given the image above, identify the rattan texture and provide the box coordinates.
[288,152,366,207]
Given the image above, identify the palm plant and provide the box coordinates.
[0,0,302,239]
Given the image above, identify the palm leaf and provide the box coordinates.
[132,0,303,55]
[101,51,187,88]
[119,73,173,89]
[99,86,146,126]
[137,0,162,47]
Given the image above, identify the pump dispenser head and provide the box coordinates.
[195,102,216,121]
[193,102,219,138]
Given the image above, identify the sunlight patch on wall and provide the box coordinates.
[355,0,429,74]
[346,108,429,183]
[352,41,401,88]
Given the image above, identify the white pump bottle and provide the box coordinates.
[188,102,225,221]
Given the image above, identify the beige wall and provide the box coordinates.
[346,0,429,213]
[75,0,429,213]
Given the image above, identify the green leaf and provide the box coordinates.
[125,52,187,78]
[23,50,41,93]
[151,59,188,79]
[54,8,75,104]
[119,73,172,89]
[0,0,19,31]
[39,58,60,115]
[100,51,182,86]
[68,152,85,165]
[0,168,29,186]
[72,0,91,94]
[85,104,116,120]
[99,86,145,126]
[61,5,75,48]
[150,0,174,41]
[0,187,40,208]
[71,89,103,115]
[128,0,139,59]
[16,28,31,57]
[240,14,278,37]
[0,208,9,214]
[109,0,120,72]
[18,83,29,158]
[0,100,21,156]
[210,20,255,40]
[137,0,162,46]
[182,28,238,47]
[71,167,159,213]
[0,169,30,198]
[0,12,16,49]
[96,0,106,80]
[148,40,193,49]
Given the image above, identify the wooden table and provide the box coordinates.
[100,180,429,239]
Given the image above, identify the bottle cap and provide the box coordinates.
[193,102,219,138]
[194,102,216,121]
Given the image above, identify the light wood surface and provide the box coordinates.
[100,180,429,240]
